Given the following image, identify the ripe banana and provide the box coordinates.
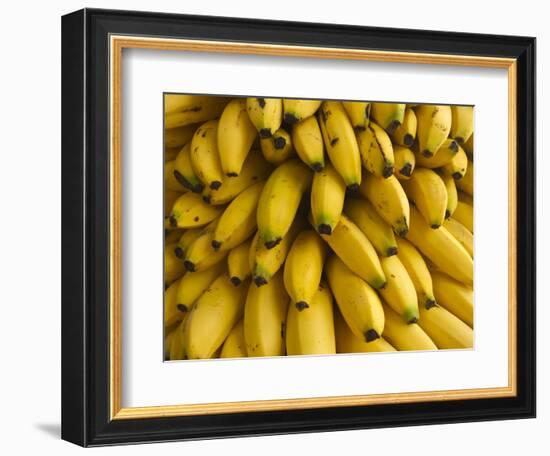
[452,201,473,233]
[437,170,458,219]
[417,303,473,349]
[220,320,247,358]
[183,221,228,272]
[244,271,289,357]
[381,303,437,351]
[169,319,187,360]
[283,99,322,124]
[370,103,406,133]
[218,98,258,177]
[431,271,474,327]
[174,226,203,258]
[393,146,416,180]
[360,173,410,237]
[463,133,474,159]
[257,159,312,249]
[211,181,265,251]
[318,101,362,190]
[334,309,396,353]
[395,238,436,308]
[356,122,395,178]
[164,278,184,328]
[190,120,224,190]
[165,160,188,193]
[320,214,386,289]
[175,261,225,312]
[326,255,385,342]
[164,97,227,128]
[284,230,327,310]
[414,139,458,168]
[443,217,474,258]
[344,198,398,257]
[183,273,248,359]
[401,168,448,229]
[291,115,325,171]
[246,97,283,138]
[169,192,222,228]
[164,94,226,115]
[406,207,473,285]
[227,238,253,286]
[310,162,346,235]
[456,159,474,195]
[342,101,371,131]
[390,107,417,147]
[174,142,204,193]
[165,242,186,284]
[260,128,294,165]
[378,255,419,323]
[450,106,474,144]
[165,190,183,216]
[286,283,336,355]
[415,104,452,157]
[442,146,468,180]
[165,327,175,359]
[250,218,303,286]
[165,124,197,148]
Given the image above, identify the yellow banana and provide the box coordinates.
[334,309,396,353]
[395,238,436,308]
[260,128,295,165]
[227,238,253,286]
[164,327,175,359]
[442,146,468,180]
[183,273,248,359]
[174,142,203,193]
[437,170,458,219]
[378,256,419,323]
[190,120,225,190]
[165,190,183,216]
[250,218,303,286]
[318,101,362,190]
[169,192,222,229]
[463,133,474,159]
[165,242,185,284]
[211,181,264,251]
[164,96,227,128]
[344,198,398,257]
[414,139,458,168]
[286,283,336,355]
[342,101,371,131]
[244,271,289,357]
[390,107,417,147]
[415,104,452,157]
[431,271,474,327]
[202,151,271,205]
[291,115,325,171]
[283,230,327,310]
[370,103,406,133]
[417,303,473,349]
[443,218,474,257]
[356,122,395,178]
[164,94,226,115]
[320,214,386,289]
[310,163,346,235]
[246,97,283,138]
[406,207,473,285]
[175,261,225,312]
[218,98,258,177]
[169,319,187,361]
[220,320,247,358]
[382,303,437,351]
[393,146,416,180]
[165,124,197,148]
[450,106,474,144]
[456,159,474,195]
[326,255,385,342]
[183,220,228,272]
[360,173,410,237]
[164,278,184,328]
[452,201,473,233]
[401,168,448,229]
[174,227,203,259]
[283,99,322,124]
[257,159,312,249]
[165,160,188,193]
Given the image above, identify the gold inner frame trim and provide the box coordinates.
[109,35,517,421]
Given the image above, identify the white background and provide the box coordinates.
[0,0,546,454]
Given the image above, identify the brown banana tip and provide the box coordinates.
[400,163,413,177]
[397,227,409,237]
[259,128,272,138]
[378,281,387,290]
[283,113,299,125]
[202,195,211,204]
[445,210,451,219]
[430,224,441,229]
[318,224,332,235]
[183,261,196,272]
[353,125,366,133]
[408,316,419,324]
[253,276,268,287]
[226,172,238,177]
[365,329,380,342]
[455,136,465,144]
[386,246,398,256]
[169,215,178,227]
[346,183,360,195]
[230,277,242,287]
[192,183,204,193]
[174,247,184,259]
[210,181,222,190]
[257,98,266,108]
[311,162,324,172]
[211,240,222,251]
[421,149,433,158]
[382,165,394,178]
[176,304,188,313]
[403,134,414,147]
[450,140,459,152]
[264,238,282,250]
[273,136,286,149]
[387,120,401,133]
[452,172,463,181]
[295,301,310,311]
[425,299,437,309]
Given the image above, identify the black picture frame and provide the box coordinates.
[62,8,536,447]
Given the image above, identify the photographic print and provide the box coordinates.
[163,95,474,361]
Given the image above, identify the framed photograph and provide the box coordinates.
[61,8,536,447]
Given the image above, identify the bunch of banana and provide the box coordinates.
[163,95,475,361]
